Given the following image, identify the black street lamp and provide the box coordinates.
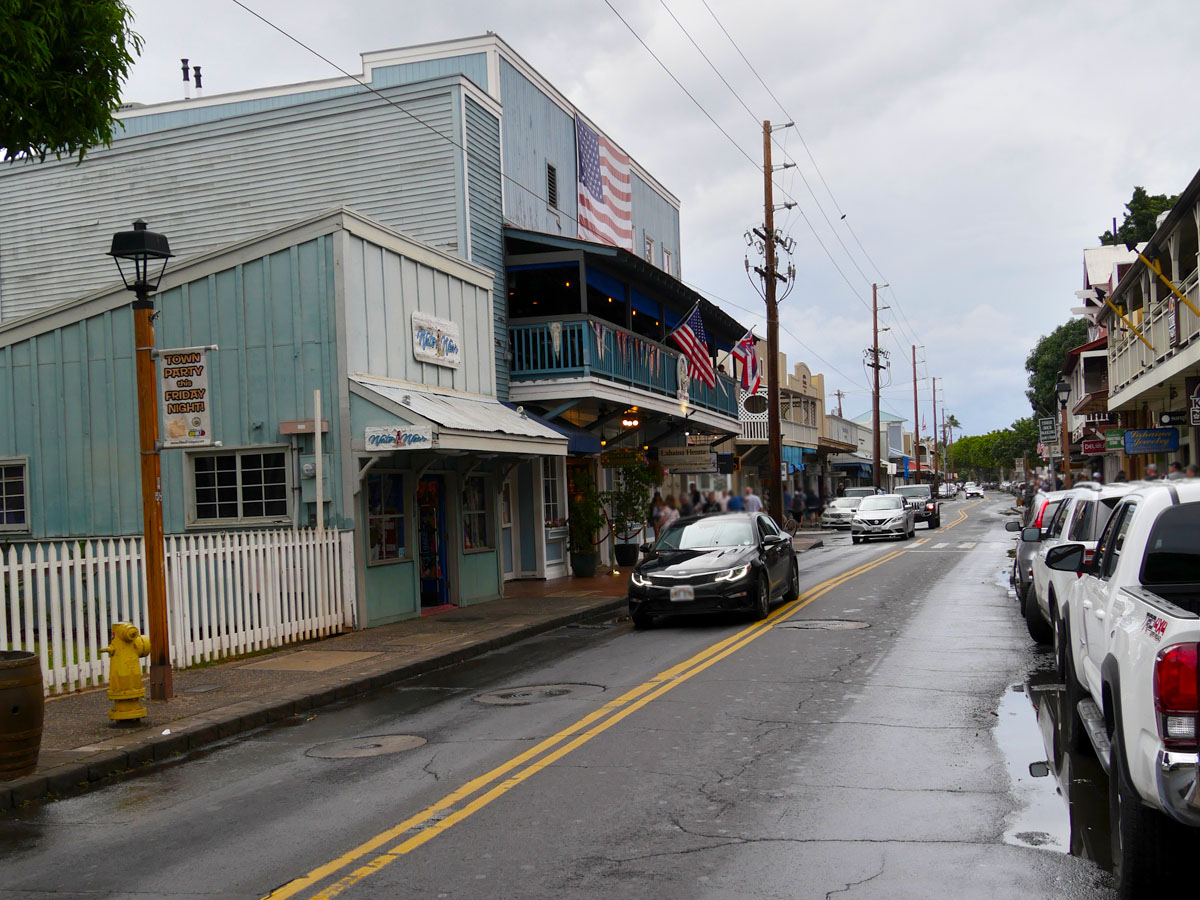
[1055,379,1072,489]
[108,220,174,701]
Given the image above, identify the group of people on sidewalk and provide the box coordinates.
[646,482,822,540]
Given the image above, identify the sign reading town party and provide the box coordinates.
[159,346,215,448]
[365,425,434,451]
[411,312,462,369]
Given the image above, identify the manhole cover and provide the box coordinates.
[306,734,427,759]
[473,683,605,706]
[776,619,870,631]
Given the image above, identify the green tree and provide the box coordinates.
[1,1,143,161]
[1025,318,1089,417]
[1099,186,1180,247]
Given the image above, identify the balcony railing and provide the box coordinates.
[510,318,738,418]
[1110,270,1200,397]
[741,417,818,446]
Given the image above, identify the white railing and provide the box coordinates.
[1,529,355,695]
[1109,275,1200,396]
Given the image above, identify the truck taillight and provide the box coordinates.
[1077,549,1095,579]
[1033,501,1048,527]
[1154,643,1200,749]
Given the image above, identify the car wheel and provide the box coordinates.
[786,559,799,602]
[752,575,771,621]
[1109,721,1187,897]
[1023,586,1053,644]
[851,535,861,544]
[630,608,654,630]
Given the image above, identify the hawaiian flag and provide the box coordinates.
[669,304,717,388]
[731,330,761,393]
[576,115,633,251]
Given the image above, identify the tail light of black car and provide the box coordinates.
[1154,643,1200,750]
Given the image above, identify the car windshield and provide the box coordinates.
[859,496,902,511]
[895,486,930,499]
[657,518,755,550]
[830,498,861,509]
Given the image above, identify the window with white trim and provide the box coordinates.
[366,472,405,563]
[190,448,289,523]
[644,234,654,264]
[543,464,561,526]
[0,459,29,531]
[662,248,672,275]
[463,475,492,550]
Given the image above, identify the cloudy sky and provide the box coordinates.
[120,0,1200,438]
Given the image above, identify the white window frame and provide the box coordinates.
[185,445,292,527]
[0,457,30,533]
[662,247,672,275]
[462,474,493,552]
[644,233,654,264]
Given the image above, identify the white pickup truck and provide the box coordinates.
[1045,479,1200,897]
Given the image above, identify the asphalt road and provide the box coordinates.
[0,496,1116,899]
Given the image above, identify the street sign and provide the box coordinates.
[1158,409,1187,427]
[1105,429,1125,451]
[159,346,215,448]
[1038,417,1057,443]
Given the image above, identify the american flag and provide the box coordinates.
[576,115,633,250]
[731,330,761,394]
[669,304,716,388]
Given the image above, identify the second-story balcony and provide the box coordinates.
[509,316,738,422]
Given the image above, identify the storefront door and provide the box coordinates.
[418,475,450,608]
[500,477,516,580]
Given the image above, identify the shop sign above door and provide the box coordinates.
[658,446,717,473]
[600,448,645,468]
[1123,427,1179,455]
[365,425,434,451]
[412,312,462,369]
[159,345,216,448]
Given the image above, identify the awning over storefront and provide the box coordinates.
[502,403,602,454]
[829,453,874,478]
[782,445,806,473]
[350,375,568,456]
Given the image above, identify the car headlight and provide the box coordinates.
[715,563,751,582]
[630,571,651,587]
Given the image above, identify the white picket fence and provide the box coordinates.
[0,529,356,695]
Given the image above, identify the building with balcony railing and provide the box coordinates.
[1095,168,1200,475]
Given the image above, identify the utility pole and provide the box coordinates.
[867,283,887,490]
[834,390,845,417]
[911,345,921,485]
[930,376,939,498]
[747,120,796,526]
[942,411,949,483]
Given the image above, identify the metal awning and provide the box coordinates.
[350,375,568,456]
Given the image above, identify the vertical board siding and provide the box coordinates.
[0,85,461,322]
[0,233,342,539]
[342,234,494,396]
[465,97,506,398]
[370,54,489,91]
[0,530,353,695]
[633,172,682,275]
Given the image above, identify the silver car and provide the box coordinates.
[820,497,861,529]
[851,494,916,543]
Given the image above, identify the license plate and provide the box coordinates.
[669,585,695,602]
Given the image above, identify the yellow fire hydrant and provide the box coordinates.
[102,623,151,721]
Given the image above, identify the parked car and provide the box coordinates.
[850,494,915,543]
[1044,480,1200,895]
[1022,482,1136,643]
[894,484,941,528]
[937,483,957,499]
[964,482,984,498]
[1006,489,1068,607]
[627,513,798,629]
[819,497,861,530]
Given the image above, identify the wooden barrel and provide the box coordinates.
[0,651,43,780]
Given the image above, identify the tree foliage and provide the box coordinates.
[947,418,1038,480]
[1098,186,1180,247]
[1025,318,1089,417]
[0,1,143,162]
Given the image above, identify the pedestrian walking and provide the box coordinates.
[726,489,743,512]
[649,491,664,539]
[806,487,820,526]
[1145,463,1160,480]
[702,491,720,513]
[1115,469,1128,482]
[1168,462,1185,481]
[743,486,763,513]
[790,490,806,529]
[659,495,679,532]
[1187,463,1198,477]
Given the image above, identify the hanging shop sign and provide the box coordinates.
[600,448,645,468]
[1123,427,1179,455]
[365,425,434,451]
[1037,417,1058,443]
[658,447,717,473]
[1105,429,1125,451]
[1081,439,1107,455]
[411,312,462,369]
[1158,409,1187,427]
[1192,397,1200,427]
[159,346,215,448]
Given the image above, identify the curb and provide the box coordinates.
[0,598,627,812]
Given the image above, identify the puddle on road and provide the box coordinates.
[995,666,1113,870]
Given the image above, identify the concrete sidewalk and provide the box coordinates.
[1,535,824,811]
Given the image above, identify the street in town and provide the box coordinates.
[0,498,1115,899]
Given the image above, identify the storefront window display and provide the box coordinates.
[366,472,405,563]
[463,475,491,550]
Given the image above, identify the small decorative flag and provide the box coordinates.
[731,330,761,393]
[668,304,716,388]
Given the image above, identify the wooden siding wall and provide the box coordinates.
[464,97,507,398]
[342,233,494,395]
[0,82,463,323]
[633,174,681,275]
[0,233,345,539]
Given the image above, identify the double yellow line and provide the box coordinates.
[265,547,909,900]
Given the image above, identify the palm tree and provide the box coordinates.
[946,414,962,480]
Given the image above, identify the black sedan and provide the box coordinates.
[627,513,799,628]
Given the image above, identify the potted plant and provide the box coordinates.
[567,470,605,578]
[603,458,662,567]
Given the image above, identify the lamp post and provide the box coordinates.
[1055,379,1072,489]
[108,220,174,701]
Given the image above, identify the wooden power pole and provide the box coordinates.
[930,376,939,498]
[869,284,884,489]
[911,345,921,484]
[762,121,783,524]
